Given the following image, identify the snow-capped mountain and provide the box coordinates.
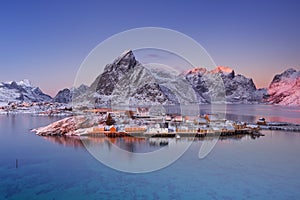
[3,51,298,108]
[0,79,52,105]
[88,50,171,106]
[88,50,198,107]
[183,66,262,103]
[84,51,269,106]
[90,50,139,95]
[53,88,72,104]
[78,51,300,106]
[53,84,89,104]
[267,68,300,105]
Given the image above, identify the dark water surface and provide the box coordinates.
[1,105,300,199]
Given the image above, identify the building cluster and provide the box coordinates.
[85,107,257,136]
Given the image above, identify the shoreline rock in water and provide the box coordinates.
[32,115,105,136]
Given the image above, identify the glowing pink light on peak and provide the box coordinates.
[212,66,233,74]
[183,67,207,75]
[182,66,235,76]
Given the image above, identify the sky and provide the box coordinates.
[0,0,299,96]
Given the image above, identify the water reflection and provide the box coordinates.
[42,135,84,148]
[212,104,300,124]
[42,134,254,152]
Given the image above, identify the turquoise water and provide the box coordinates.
[1,107,300,199]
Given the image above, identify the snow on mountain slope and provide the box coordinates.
[84,51,269,106]
[267,68,300,106]
[90,50,139,95]
[86,50,168,106]
[146,64,198,104]
[53,84,89,104]
[183,66,261,103]
[5,51,297,108]
[111,65,168,105]
[53,88,72,104]
[0,79,52,105]
[111,63,198,106]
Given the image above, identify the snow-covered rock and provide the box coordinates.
[90,50,139,95]
[83,50,166,106]
[53,84,89,104]
[6,51,296,108]
[32,115,106,136]
[53,88,72,104]
[87,51,198,107]
[267,68,300,105]
[0,79,52,105]
[110,65,170,105]
[83,51,271,105]
[183,66,261,103]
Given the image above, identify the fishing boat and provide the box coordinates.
[257,118,267,125]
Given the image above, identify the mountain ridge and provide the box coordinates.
[0,79,52,105]
[1,51,299,106]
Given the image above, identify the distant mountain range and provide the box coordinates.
[0,79,51,105]
[0,50,299,106]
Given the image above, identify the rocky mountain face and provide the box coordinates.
[183,66,262,103]
[53,84,89,104]
[85,51,269,105]
[110,65,170,105]
[90,50,139,95]
[267,68,300,105]
[88,50,188,106]
[94,56,264,105]
[2,51,298,107]
[53,88,72,104]
[0,79,52,104]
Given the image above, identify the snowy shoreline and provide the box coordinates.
[0,102,73,116]
[31,113,300,137]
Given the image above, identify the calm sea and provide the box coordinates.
[0,104,300,199]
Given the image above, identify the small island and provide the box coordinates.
[33,106,300,139]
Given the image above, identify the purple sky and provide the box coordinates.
[0,0,299,96]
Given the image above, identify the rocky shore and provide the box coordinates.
[32,115,106,136]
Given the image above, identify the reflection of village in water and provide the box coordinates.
[43,134,257,153]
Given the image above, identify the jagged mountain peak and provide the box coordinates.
[53,84,89,104]
[104,49,137,73]
[181,67,207,76]
[113,49,134,64]
[89,50,265,105]
[281,68,297,75]
[267,68,300,105]
[270,68,299,86]
[91,50,140,95]
[182,66,235,77]
[17,79,32,87]
[183,66,259,103]
[0,79,52,104]
[211,66,234,74]
[4,79,33,87]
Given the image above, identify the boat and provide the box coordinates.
[257,118,267,125]
[176,134,181,139]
